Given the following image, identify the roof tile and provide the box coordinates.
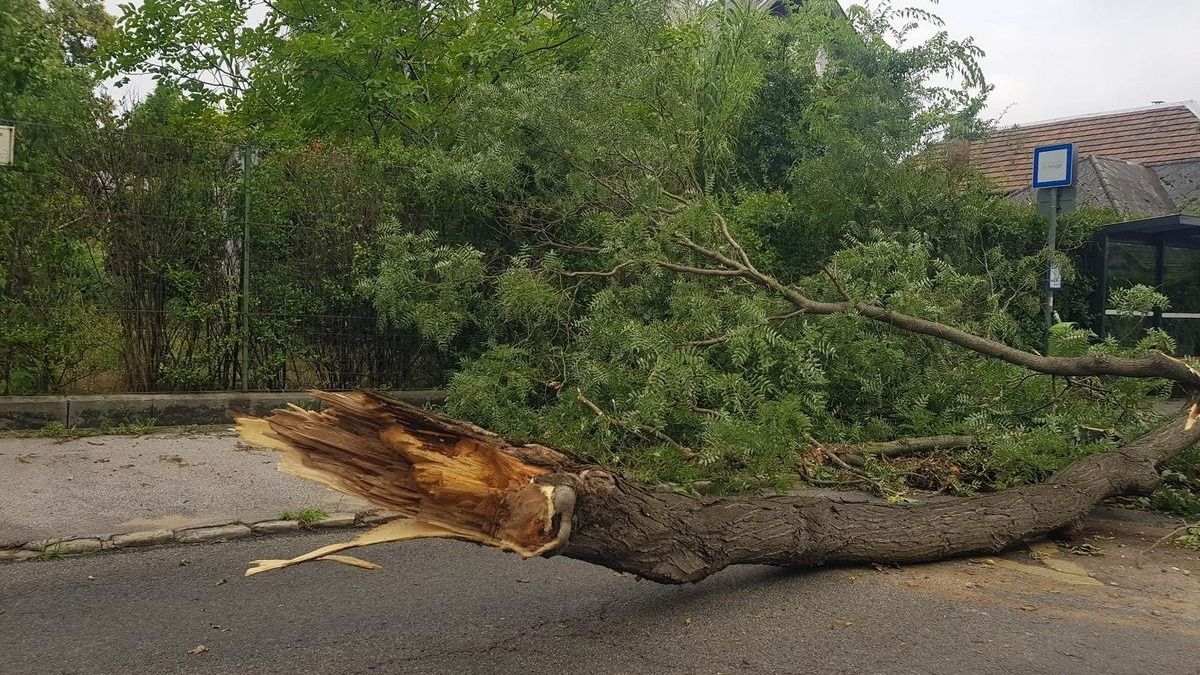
[969,104,1200,193]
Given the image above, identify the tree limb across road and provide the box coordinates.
[237,390,1199,584]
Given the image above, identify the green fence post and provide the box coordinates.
[241,144,251,391]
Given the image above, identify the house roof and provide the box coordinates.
[1007,155,1178,218]
[1086,157,1179,216]
[971,102,1200,194]
[1154,159,1200,211]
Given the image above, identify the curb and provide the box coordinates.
[0,509,402,563]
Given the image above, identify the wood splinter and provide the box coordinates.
[235,391,577,577]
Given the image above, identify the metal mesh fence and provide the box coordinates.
[0,119,448,394]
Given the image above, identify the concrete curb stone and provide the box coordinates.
[251,520,300,535]
[22,538,63,551]
[0,508,401,563]
[360,510,404,525]
[313,512,356,528]
[112,530,175,548]
[174,523,253,543]
[52,538,103,555]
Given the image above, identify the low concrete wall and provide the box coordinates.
[0,397,70,430]
[0,390,447,430]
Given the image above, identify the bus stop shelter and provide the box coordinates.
[1090,214,1200,355]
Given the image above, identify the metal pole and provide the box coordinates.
[241,145,251,391]
[1043,186,1058,354]
[1152,235,1165,329]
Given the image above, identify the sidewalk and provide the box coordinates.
[0,428,378,554]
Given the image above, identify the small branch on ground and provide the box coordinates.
[1137,521,1200,568]
[576,389,696,458]
[858,435,977,458]
[836,435,976,467]
[805,434,889,493]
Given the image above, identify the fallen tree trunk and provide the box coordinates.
[238,390,1200,584]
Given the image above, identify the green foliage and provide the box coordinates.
[102,0,267,104]
[1174,526,1200,550]
[1,0,111,116]
[280,507,329,525]
[1153,457,1200,518]
[37,421,77,439]
[1154,489,1200,520]
[1105,284,1173,348]
[360,229,487,348]
[496,265,570,331]
[1110,284,1170,316]
[1,0,115,394]
[445,345,548,437]
[1048,322,1093,358]
[8,0,1191,499]
[99,417,158,436]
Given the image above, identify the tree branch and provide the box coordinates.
[666,231,1200,390]
[576,389,696,458]
[657,260,744,277]
[556,262,635,278]
[858,435,978,458]
[836,435,978,467]
[238,392,1200,584]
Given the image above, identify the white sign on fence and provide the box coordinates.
[0,126,13,166]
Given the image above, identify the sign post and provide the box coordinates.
[0,126,13,166]
[1032,143,1076,353]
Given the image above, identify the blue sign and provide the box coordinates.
[1032,143,1075,189]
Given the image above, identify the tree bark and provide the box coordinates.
[237,390,1200,584]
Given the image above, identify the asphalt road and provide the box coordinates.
[3,522,1200,675]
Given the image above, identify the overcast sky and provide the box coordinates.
[928,0,1200,125]
[101,0,1200,127]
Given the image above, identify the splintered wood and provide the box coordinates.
[235,391,569,576]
